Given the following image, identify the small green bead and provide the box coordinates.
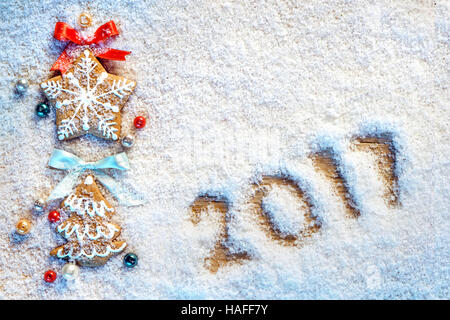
[36,103,50,118]
[124,253,138,268]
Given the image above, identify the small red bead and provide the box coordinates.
[44,270,57,283]
[48,210,60,223]
[134,116,146,129]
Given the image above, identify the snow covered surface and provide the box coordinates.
[0,0,449,299]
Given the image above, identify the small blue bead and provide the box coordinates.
[15,79,28,94]
[124,253,138,268]
[36,103,50,118]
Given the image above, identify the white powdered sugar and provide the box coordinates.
[0,0,448,299]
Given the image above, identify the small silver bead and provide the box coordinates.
[62,263,80,281]
[121,135,134,148]
[33,198,46,212]
[15,79,28,94]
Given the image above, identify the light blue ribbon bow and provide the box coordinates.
[46,149,146,206]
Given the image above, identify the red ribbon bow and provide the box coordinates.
[51,21,131,74]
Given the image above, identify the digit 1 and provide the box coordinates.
[310,148,361,218]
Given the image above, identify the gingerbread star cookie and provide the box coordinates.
[41,49,136,141]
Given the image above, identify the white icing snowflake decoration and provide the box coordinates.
[41,49,136,141]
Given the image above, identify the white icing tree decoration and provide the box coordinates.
[41,49,136,141]
[50,175,127,267]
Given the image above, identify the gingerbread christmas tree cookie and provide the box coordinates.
[50,175,126,267]
[41,49,136,141]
